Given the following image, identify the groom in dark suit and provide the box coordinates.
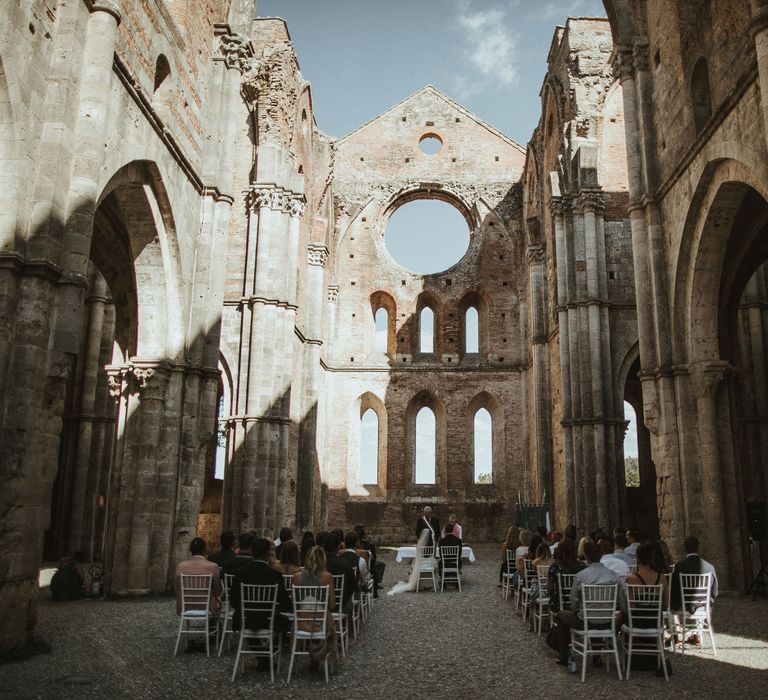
[415,506,441,544]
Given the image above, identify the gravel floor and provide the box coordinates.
[2,544,767,699]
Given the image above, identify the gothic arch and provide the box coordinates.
[466,391,504,486]
[346,391,388,492]
[370,290,396,356]
[405,390,447,488]
[415,290,442,357]
[458,289,490,356]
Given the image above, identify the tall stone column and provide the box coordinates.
[750,3,768,161]
[296,242,327,530]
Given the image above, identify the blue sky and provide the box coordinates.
[258,0,607,144]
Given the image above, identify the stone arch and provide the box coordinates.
[94,160,184,359]
[602,0,637,48]
[415,290,442,357]
[466,391,504,486]
[458,289,490,356]
[379,183,480,232]
[370,290,396,356]
[598,80,629,192]
[405,390,447,488]
[346,391,388,493]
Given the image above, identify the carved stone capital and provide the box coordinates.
[612,49,635,81]
[307,244,329,267]
[105,365,128,399]
[691,361,731,399]
[327,285,339,303]
[527,245,545,265]
[215,33,253,73]
[632,42,650,72]
[549,196,564,218]
[578,191,605,214]
[245,186,304,214]
[290,198,306,218]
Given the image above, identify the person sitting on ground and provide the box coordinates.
[274,527,293,559]
[598,537,631,576]
[670,535,719,612]
[499,526,520,586]
[222,532,255,579]
[448,513,463,539]
[208,530,236,568]
[293,545,339,674]
[277,539,301,576]
[546,538,584,613]
[624,529,641,558]
[339,530,369,585]
[355,524,384,598]
[439,522,463,578]
[612,534,635,566]
[323,533,358,613]
[230,537,291,641]
[549,531,563,555]
[555,541,619,665]
[576,536,592,563]
[174,537,221,616]
[50,551,86,601]
[300,531,315,566]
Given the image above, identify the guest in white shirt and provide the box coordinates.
[549,531,563,555]
[556,541,619,664]
[612,534,635,566]
[598,537,630,576]
[624,530,640,558]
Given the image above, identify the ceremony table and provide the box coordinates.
[395,546,476,562]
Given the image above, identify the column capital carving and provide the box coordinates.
[307,244,329,267]
[327,285,339,303]
[549,196,565,218]
[691,360,731,399]
[632,42,650,72]
[611,48,635,81]
[215,33,253,73]
[527,245,545,265]
[245,185,305,214]
[290,198,306,218]
[578,191,605,213]
[105,362,171,401]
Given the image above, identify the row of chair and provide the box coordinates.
[503,554,717,682]
[414,545,462,592]
[174,570,376,683]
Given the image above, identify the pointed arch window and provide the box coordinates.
[465,306,479,353]
[373,307,388,353]
[473,408,493,483]
[415,406,436,484]
[359,408,379,485]
[420,307,434,354]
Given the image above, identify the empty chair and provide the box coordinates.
[231,583,281,682]
[532,565,551,636]
[570,583,623,682]
[416,545,438,592]
[440,545,461,592]
[673,572,717,655]
[173,573,216,658]
[621,583,668,680]
[287,585,332,684]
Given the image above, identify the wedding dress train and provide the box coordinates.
[388,528,432,595]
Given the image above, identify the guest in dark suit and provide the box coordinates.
[222,532,255,579]
[355,524,384,598]
[438,524,463,575]
[274,527,293,560]
[339,530,366,586]
[415,506,441,544]
[670,535,719,612]
[208,531,236,568]
[323,533,358,613]
[230,537,291,634]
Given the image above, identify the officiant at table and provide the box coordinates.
[415,506,440,544]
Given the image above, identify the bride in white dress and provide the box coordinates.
[388,528,432,595]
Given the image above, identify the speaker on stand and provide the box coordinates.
[746,500,767,600]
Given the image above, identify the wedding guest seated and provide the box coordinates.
[230,537,291,639]
[277,540,301,576]
[355,524,384,598]
[624,541,669,610]
[439,523,463,577]
[208,531,236,568]
[564,524,578,543]
[670,535,719,612]
[175,537,221,615]
[528,542,554,621]
[612,534,635,566]
[299,531,315,566]
[293,546,340,674]
[546,538,584,613]
[624,529,641,558]
[555,541,618,665]
[515,530,534,575]
[598,537,630,576]
[331,528,345,551]
[340,530,368,584]
[499,526,520,586]
[50,551,86,601]
[448,513,463,539]
[577,536,593,564]
[323,533,358,613]
[274,527,293,559]
[549,531,563,555]
[222,533,255,578]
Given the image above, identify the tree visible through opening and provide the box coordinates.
[623,400,639,487]
[385,199,470,274]
[359,408,378,484]
[415,406,436,484]
[474,408,492,483]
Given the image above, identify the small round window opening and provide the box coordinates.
[419,133,443,155]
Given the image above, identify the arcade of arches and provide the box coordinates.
[1,0,767,654]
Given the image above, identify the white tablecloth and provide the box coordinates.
[395,546,475,562]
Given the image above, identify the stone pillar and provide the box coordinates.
[750,3,768,159]
[296,242,327,530]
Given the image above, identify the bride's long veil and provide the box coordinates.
[388,527,432,595]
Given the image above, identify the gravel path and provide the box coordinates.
[2,544,767,699]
